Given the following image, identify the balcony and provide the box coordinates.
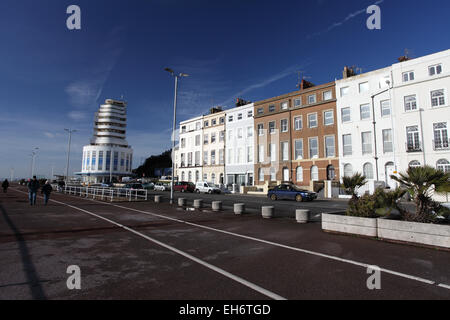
[433,140,450,151]
[406,143,422,153]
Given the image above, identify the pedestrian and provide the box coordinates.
[27,176,40,206]
[41,180,53,205]
[2,179,9,193]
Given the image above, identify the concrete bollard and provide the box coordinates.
[178,198,187,207]
[234,203,245,215]
[154,195,162,203]
[296,209,310,224]
[212,201,222,212]
[262,206,274,219]
[193,199,203,209]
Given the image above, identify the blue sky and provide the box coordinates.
[1,0,449,179]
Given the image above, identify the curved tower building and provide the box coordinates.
[78,99,133,183]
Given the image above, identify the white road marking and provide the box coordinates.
[11,189,286,300]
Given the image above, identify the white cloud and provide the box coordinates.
[68,110,88,121]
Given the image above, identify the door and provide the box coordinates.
[385,162,396,189]
[283,168,289,182]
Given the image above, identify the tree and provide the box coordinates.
[390,166,450,222]
[342,173,368,200]
[133,150,172,178]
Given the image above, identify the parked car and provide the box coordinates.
[154,182,171,191]
[174,181,195,193]
[142,182,155,190]
[125,183,144,190]
[195,182,222,194]
[268,184,317,202]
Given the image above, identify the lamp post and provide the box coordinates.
[371,87,390,181]
[30,147,39,178]
[64,129,77,185]
[165,68,189,204]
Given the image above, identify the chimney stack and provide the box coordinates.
[342,66,356,79]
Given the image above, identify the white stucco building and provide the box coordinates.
[336,67,395,194]
[391,49,450,176]
[78,99,133,183]
[225,103,255,186]
[177,116,203,183]
[202,108,226,184]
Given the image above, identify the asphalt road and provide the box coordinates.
[0,186,449,300]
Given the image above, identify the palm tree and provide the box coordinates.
[342,173,368,200]
[390,166,450,222]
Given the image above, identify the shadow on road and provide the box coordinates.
[0,204,47,300]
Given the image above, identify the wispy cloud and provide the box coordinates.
[308,0,384,39]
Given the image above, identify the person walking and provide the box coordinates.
[27,176,40,206]
[41,180,53,205]
[2,179,9,193]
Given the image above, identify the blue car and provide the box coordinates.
[268,184,318,202]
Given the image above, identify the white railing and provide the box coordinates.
[55,185,148,202]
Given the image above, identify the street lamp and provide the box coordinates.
[30,147,39,178]
[64,129,77,185]
[165,67,189,204]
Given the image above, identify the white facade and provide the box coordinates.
[202,110,226,184]
[225,103,255,186]
[177,116,203,183]
[391,49,450,177]
[336,67,395,194]
[79,99,133,183]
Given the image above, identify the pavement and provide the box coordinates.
[0,185,449,300]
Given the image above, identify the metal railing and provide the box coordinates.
[53,184,148,202]
[433,139,450,151]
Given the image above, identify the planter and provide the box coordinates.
[377,219,450,249]
[296,209,310,224]
[154,195,162,203]
[234,203,245,215]
[212,201,222,212]
[178,198,187,207]
[262,206,274,219]
[193,199,203,209]
[322,213,377,237]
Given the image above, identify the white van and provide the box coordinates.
[195,182,221,194]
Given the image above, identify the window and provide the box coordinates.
[220,117,225,124]
[202,173,207,181]
[429,64,442,76]
[105,151,111,170]
[403,95,418,112]
[203,151,208,165]
[113,152,118,171]
[203,134,209,144]
[437,159,450,173]
[325,136,336,157]
[92,151,96,168]
[237,148,243,163]
[181,172,185,181]
[340,87,349,97]
[180,153,185,167]
[381,100,391,117]
[382,129,393,153]
[212,119,217,126]
[238,113,243,120]
[269,144,276,162]
[228,130,233,141]
[294,116,302,130]
[324,110,334,126]
[98,151,103,170]
[323,91,332,101]
[362,132,372,154]
[195,151,200,166]
[341,108,351,123]
[259,168,264,182]
[211,173,216,184]
[308,113,317,128]
[281,102,288,110]
[311,166,319,181]
[359,82,369,93]
[344,164,353,177]
[258,145,264,163]
[227,149,233,164]
[327,165,336,180]
[188,172,192,182]
[237,128,243,139]
[257,124,264,136]
[309,137,318,158]
[431,89,445,107]
[211,150,216,165]
[433,122,449,150]
[247,126,253,138]
[219,130,225,142]
[269,105,275,112]
[283,167,289,182]
[187,152,192,166]
[247,146,253,163]
[219,149,224,165]
[181,138,186,148]
[228,115,233,122]
[281,142,289,161]
[270,167,276,181]
[294,139,303,160]
[247,110,253,117]
[204,121,209,127]
[181,126,186,133]
[269,121,276,134]
[257,108,263,115]
[196,122,201,130]
[308,94,316,104]
[196,171,200,182]
[342,134,353,157]
[294,98,301,107]
[360,104,371,120]
[409,160,421,168]
[281,119,288,132]
[406,126,421,152]
[363,163,374,179]
[195,135,200,146]
[403,71,415,82]
[296,167,303,182]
